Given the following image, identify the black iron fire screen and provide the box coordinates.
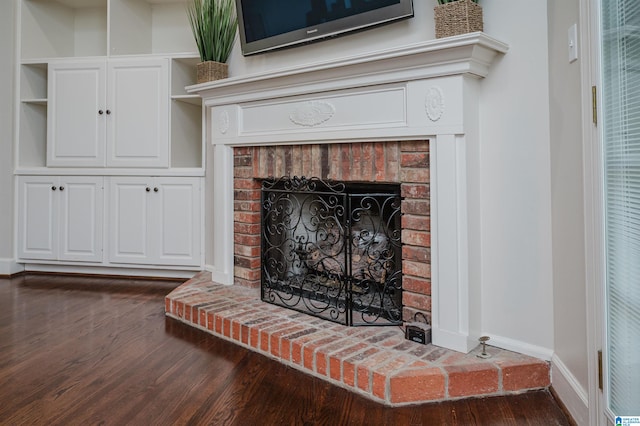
[261,176,402,326]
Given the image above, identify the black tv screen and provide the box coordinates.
[236,0,414,56]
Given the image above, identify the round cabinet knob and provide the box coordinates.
[106,110,111,115]
[51,186,57,191]
[146,187,151,192]
[59,186,65,191]
[98,110,104,115]
[153,187,159,192]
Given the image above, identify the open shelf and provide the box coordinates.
[20,63,48,100]
[18,103,48,168]
[171,56,199,96]
[21,99,48,105]
[169,55,203,168]
[171,99,202,168]
[20,0,107,59]
[20,0,196,59]
[109,0,196,56]
[171,95,201,106]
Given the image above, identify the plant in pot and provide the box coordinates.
[187,0,238,83]
[434,0,483,39]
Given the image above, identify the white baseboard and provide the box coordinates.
[204,264,233,285]
[0,258,24,276]
[551,353,589,426]
[484,333,554,361]
[23,263,199,279]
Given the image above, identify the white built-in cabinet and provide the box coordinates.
[47,58,170,168]
[47,61,106,167]
[17,176,104,263]
[15,0,205,274]
[109,177,201,267]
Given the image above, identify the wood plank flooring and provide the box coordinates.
[0,273,572,425]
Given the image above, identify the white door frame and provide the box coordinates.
[582,0,613,423]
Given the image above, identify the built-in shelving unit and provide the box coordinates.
[16,0,203,171]
[15,0,205,275]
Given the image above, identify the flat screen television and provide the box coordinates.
[235,0,414,56]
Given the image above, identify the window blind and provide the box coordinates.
[601,0,640,415]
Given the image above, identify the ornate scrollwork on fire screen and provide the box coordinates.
[261,176,403,326]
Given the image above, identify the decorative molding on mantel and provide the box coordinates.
[188,32,508,108]
[194,33,508,354]
[189,32,508,148]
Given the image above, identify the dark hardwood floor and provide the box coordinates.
[0,273,571,425]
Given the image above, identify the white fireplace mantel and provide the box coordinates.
[189,32,508,353]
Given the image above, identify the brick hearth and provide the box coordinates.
[166,272,550,406]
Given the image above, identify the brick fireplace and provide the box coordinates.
[165,33,553,406]
[233,141,431,325]
[190,33,511,354]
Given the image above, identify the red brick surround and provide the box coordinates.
[233,140,431,323]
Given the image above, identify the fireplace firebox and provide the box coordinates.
[261,176,402,326]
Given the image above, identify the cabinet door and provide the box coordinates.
[58,177,104,262]
[153,177,202,266]
[47,61,107,167]
[17,176,58,260]
[107,59,169,168]
[108,177,153,264]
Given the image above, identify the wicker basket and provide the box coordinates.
[196,61,228,83]
[434,0,483,39]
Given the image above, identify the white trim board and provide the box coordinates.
[485,333,554,361]
[552,353,589,426]
[0,258,24,276]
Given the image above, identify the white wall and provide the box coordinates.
[478,1,554,357]
[547,0,590,423]
[0,1,16,274]
[226,1,556,357]
[228,1,434,75]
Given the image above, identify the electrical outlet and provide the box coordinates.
[405,325,431,345]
